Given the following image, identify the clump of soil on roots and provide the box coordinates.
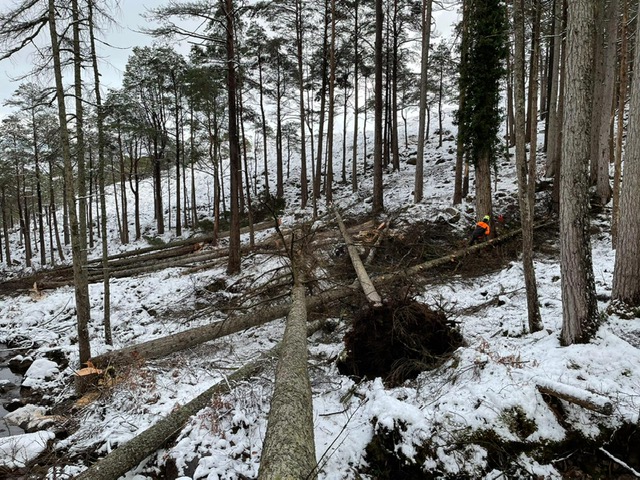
[337,298,465,387]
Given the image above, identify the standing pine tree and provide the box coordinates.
[456,0,508,223]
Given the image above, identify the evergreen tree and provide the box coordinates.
[456,0,508,222]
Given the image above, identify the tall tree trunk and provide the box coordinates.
[275,59,284,199]
[453,0,469,206]
[174,75,182,237]
[88,0,112,345]
[117,128,129,244]
[189,106,199,228]
[414,0,433,203]
[475,153,493,228]
[109,155,123,244]
[73,0,88,262]
[1,187,11,265]
[49,158,65,261]
[15,161,32,266]
[390,0,400,172]
[612,0,628,246]
[612,0,640,307]
[238,83,255,247]
[513,0,543,333]
[373,0,384,214]
[325,0,336,204]
[50,0,92,364]
[31,109,46,266]
[544,0,562,176]
[551,1,567,214]
[314,1,329,203]
[351,0,360,193]
[258,53,270,197]
[591,0,617,207]
[341,83,348,183]
[560,0,599,346]
[88,149,94,249]
[225,0,242,274]
[296,0,309,208]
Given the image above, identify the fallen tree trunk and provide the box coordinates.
[373,220,555,284]
[90,281,357,369]
[365,220,390,266]
[0,221,279,293]
[334,206,382,306]
[74,320,325,480]
[91,221,552,369]
[259,256,317,479]
[536,378,613,415]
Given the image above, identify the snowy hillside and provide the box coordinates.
[1,107,640,480]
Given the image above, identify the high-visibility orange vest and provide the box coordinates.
[477,221,490,236]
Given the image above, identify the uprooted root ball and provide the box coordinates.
[337,299,465,387]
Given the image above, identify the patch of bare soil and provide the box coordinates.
[337,298,465,387]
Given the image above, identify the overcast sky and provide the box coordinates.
[0,1,459,120]
[0,0,167,119]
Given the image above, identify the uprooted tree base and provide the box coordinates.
[337,298,465,387]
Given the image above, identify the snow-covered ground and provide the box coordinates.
[1,107,639,479]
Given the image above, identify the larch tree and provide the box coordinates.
[559,0,599,345]
[611,0,640,309]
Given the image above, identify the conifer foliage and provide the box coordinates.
[456,0,508,220]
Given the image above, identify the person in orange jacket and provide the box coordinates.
[469,215,491,245]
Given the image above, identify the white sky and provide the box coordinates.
[0,0,166,118]
[0,1,460,119]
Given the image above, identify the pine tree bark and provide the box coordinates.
[453,0,469,205]
[259,256,317,479]
[373,0,384,214]
[295,0,309,208]
[325,0,336,204]
[612,0,640,307]
[544,0,562,177]
[351,0,360,193]
[513,0,543,333]
[225,0,242,274]
[612,0,628,246]
[560,0,599,345]
[590,0,617,207]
